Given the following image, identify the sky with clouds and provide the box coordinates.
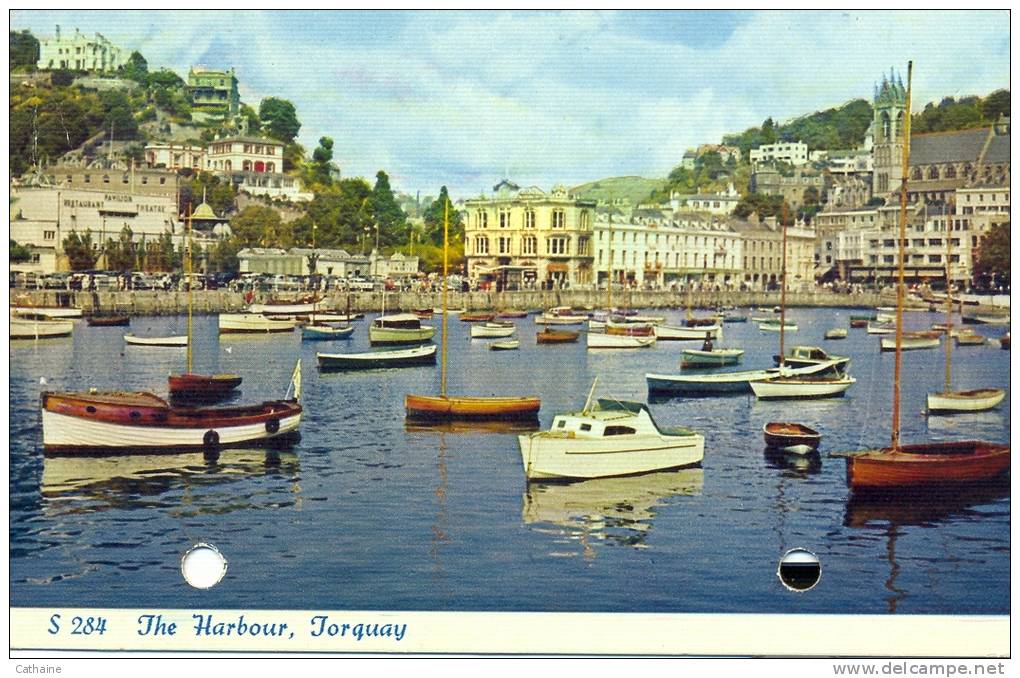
[11,9,1010,200]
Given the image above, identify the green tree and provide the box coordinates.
[63,231,98,270]
[761,117,778,145]
[295,178,373,248]
[283,140,306,173]
[370,170,408,248]
[422,186,463,246]
[99,90,139,140]
[733,193,789,223]
[258,97,301,142]
[105,226,137,271]
[179,172,237,217]
[982,89,1010,121]
[239,103,261,133]
[973,222,1010,286]
[147,68,185,90]
[208,238,241,272]
[306,136,338,187]
[120,50,148,83]
[10,30,39,69]
[230,205,289,248]
[10,239,32,263]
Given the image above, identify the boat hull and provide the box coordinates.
[536,330,579,344]
[759,322,798,332]
[646,369,774,395]
[926,389,1006,414]
[317,344,437,370]
[406,394,540,422]
[680,348,743,367]
[470,324,516,338]
[587,333,655,349]
[654,323,721,340]
[41,394,301,453]
[489,340,520,351]
[124,334,188,347]
[845,441,1010,491]
[301,324,355,340]
[168,373,243,397]
[368,326,436,345]
[248,301,324,315]
[763,422,821,450]
[519,432,704,481]
[750,377,856,400]
[87,315,130,327]
[879,336,940,351]
[12,305,83,319]
[219,314,298,334]
[11,318,74,339]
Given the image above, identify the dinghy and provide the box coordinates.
[301,323,355,340]
[318,344,437,370]
[824,328,848,340]
[124,333,187,347]
[489,339,520,351]
[11,316,74,339]
[763,422,822,454]
[537,328,580,344]
[879,332,940,352]
[470,322,516,338]
[680,348,743,367]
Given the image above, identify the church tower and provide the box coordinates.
[871,68,907,202]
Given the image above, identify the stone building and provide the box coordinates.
[204,135,312,202]
[187,67,240,120]
[870,70,908,201]
[750,167,826,209]
[749,141,809,166]
[905,121,1011,205]
[145,142,206,172]
[30,158,181,200]
[463,181,596,289]
[36,25,124,72]
[729,219,816,292]
[237,247,418,279]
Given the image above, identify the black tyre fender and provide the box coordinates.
[265,418,280,434]
[203,429,220,448]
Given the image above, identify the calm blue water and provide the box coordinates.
[9,307,1010,614]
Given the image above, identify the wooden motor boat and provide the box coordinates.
[460,312,496,322]
[866,322,896,335]
[772,346,849,371]
[879,332,940,352]
[219,313,297,334]
[953,332,986,346]
[489,339,520,351]
[301,323,355,340]
[368,313,436,345]
[40,389,301,453]
[124,333,187,347]
[405,393,540,422]
[11,305,83,319]
[248,297,323,316]
[496,310,528,319]
[318,344,437,370]
[586,332,655,349]
[824,328,848,340]
[308,312,363,323]
[518,398,704,481]
[842,440,1010,491]
[168,373,243,399]
[750,374,856,400]
[537,328,579,344]
[759,320,798,332]
[926,389,1006,414]
[684,316,718,327]
[849,319,868,329]
[1001,333,1010,350]
[763,422,822,453]
[850,313,877,322]
[412,309,434,319]
[11,316,74,339]
[680,348,744,368]
[470,322,516,338]
[87,315,130,327]
[654,323,721,340]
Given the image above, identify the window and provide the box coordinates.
[928,238,942,247]
[547,237,568,255]
[43,231,55,240]
[579,423,592,432]
[474,237,489,254]
[551,209,565,229]
[141,177,148,184]
[604,425,636,436]
[103,175,110,183]
[523,236,537,255]
[498,237,511,254]
[477,211,488,229]
[883,255,895,264]
[929,254,942,263]
[578,237,590,256]
[579,210,590,229]
[524,209,535,229]
[159,177,166,185]
[499,209,511,229]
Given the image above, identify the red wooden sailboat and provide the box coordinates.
[837,63,1009,493]
[405,199,539,423]
[168,207,242,401]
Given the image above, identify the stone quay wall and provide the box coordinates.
[10,289,1009,316]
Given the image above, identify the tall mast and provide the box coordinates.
[891,61,913,452]
[943,199,954,393]
[779,206,788,366]
[440,198,449,398]
[186,206,193,373]
[607,199,613,310]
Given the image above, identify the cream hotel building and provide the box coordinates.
[463,181,596,289]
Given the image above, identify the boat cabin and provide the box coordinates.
[547,399,696,439]
[372,314,424,330]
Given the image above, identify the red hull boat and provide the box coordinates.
[845,440,1010,491]
[168,373,243,398]
[460,312,495,322]
[763,422,821,450]
[536,329,580,344]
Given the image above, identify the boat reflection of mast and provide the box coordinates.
[428,432,453,599]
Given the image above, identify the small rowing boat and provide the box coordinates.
[680,348,744,367]
[318,344,437,370]
[87,315,130,327]
[124,333,187,347]
[537,328,579,344]
[763,422,821,453]
[489,339,520,351]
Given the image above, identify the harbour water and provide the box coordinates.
[9,307,1010,614]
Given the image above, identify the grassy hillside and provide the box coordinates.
[571,176,666,205]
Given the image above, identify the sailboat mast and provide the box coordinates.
[944,199,954,393]
[440,199,449,398]
[891,60,913,451]
[779,206,788,365]
[186,206,193,373]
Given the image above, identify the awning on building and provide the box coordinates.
[546,263,569,273]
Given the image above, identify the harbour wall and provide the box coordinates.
[10,289,1010,315]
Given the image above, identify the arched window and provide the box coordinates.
[881,112,891,142]
[945,165,956,179]
[895,111,904,139]
[927,166,939,180]
[266,162,276,173]
[254,161,265,173]
[911,167,922,181]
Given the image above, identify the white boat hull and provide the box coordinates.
[750,377,856,400]
[219,313,298,333]
[41,409,301,450]
[759,322,798,332]
[11,318,74,339]
[519,433,704,480]
[587,333,656,349]
[926,390,1006,413]
[535,315,588,325]
[248,302,324,315]
[124,334,188,347]
[470,324,516,338]
[880,336,940,351]
[12,305,83,319]
[654,323,721,340]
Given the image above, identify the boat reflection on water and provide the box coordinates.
[763,446,822,475]
[404,419,540,435]
[41,446,301,513]
[843,479,1009,614]
[522,468,704,560]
